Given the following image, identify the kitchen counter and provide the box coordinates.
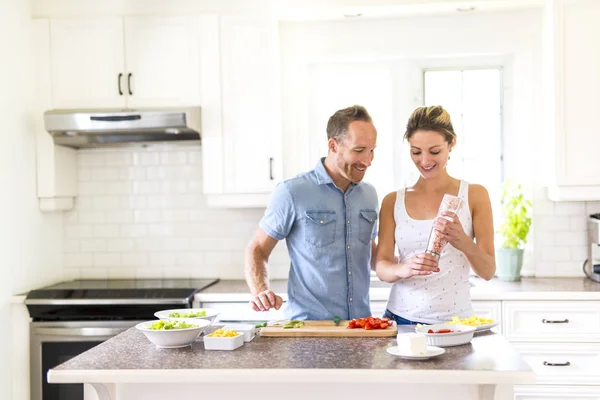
[48,326,534,400]
[195,277,600,303]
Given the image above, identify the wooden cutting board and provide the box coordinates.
[259,320,397,337]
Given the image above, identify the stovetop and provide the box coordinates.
[25,278,220,321]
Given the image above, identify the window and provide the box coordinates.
[423,67,504,227]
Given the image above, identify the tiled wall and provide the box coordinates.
[63,145,290,281]
[530,187,600,277]
[64,146,599,280]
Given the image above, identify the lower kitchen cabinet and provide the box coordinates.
[514,385,600,400]
[505,300,600,398]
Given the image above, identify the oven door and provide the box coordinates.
[30,320,141,400]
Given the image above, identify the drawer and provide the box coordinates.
[503,301,600,342]
[511,342,600,385]
[515,384,600,399]
[201,302,286,322]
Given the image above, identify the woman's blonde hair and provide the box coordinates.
[404,105,456,144]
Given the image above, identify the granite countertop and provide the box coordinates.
[196,277,600,303]
[48,326,534,385]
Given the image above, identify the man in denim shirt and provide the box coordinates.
[244,105,379,320]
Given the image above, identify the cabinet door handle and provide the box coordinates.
[118,73,123,95]
[127,72,133,95]
[269,157,274,180]
[542,319,569,324]
[543,361,570,367]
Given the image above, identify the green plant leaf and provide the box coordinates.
[497,179,532,249]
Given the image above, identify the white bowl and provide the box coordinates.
[137,319,211,348]
[204,333,244,350]
[154,308,221,324]
[415,324,476,347]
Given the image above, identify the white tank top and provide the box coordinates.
[386,180,474,324]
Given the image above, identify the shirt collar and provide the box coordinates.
[314,157,360,190]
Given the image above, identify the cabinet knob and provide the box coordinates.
[269,157,274,180]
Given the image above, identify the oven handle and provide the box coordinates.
[34,327,130,337]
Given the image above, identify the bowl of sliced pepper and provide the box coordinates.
[415,323,476,347]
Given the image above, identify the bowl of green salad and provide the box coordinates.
[154,308,221,324]
[136,319,211,348]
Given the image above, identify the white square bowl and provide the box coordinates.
[203,333,244,350]
[221,323,256,342]
[136,319,211,349]
[415,324,476,347]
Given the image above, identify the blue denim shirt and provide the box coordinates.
[259,158,379,320]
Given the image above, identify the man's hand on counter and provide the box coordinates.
[250,289,283,311]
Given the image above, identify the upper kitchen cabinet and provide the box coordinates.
[49,16,201,109]
[544,0,600,201]
[200,13,282,207]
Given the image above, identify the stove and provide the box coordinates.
[25,278,219,321]
[26,278,219,400]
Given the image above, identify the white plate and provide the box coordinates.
[154,308,221,323]
[474,321,499,332]
[386,345,445,360]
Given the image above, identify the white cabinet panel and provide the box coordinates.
[472,300,502,333]
[50,17,125,109]
[124,16,201,107]
[220,14,279,194]
[515,385,600,400]
[545,0,600,200]
[503,301,600,342]
[512,342,600,386]
[49,16,201,109]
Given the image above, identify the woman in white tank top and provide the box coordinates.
[375,106,496,325]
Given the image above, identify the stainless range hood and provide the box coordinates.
[44,107,201,149]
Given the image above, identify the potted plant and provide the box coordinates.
[496,180,532,281]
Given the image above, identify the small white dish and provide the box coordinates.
[386,345,445,360]
[221,323,256,342]
[136,319,211,349]
[204,333,244,350]
[154,308,221,324]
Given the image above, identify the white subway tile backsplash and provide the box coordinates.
[93,253,121,267]
[65,148,594,281]
[553,201,586,216]
[107,238,134,252]
[80,239,106,252]
[93,225,120,238]
[78,211,106,224]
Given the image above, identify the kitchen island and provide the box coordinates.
[48,327,534,400]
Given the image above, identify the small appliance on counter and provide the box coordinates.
[585,213,600,282]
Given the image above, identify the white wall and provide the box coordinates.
[62,146,290,280]
[0,1,65,399]
[279,8,599,277]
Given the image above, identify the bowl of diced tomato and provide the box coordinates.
[415,323,476,347]
[347,316,394,330]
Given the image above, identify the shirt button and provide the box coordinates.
[347,220,350,224]
[320,220,324,224]
[349,298,353,302]
[347,245,350,249]
[348,271,352,275]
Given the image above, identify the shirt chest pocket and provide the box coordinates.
[304,210,337,247]
[358,210,378,244]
